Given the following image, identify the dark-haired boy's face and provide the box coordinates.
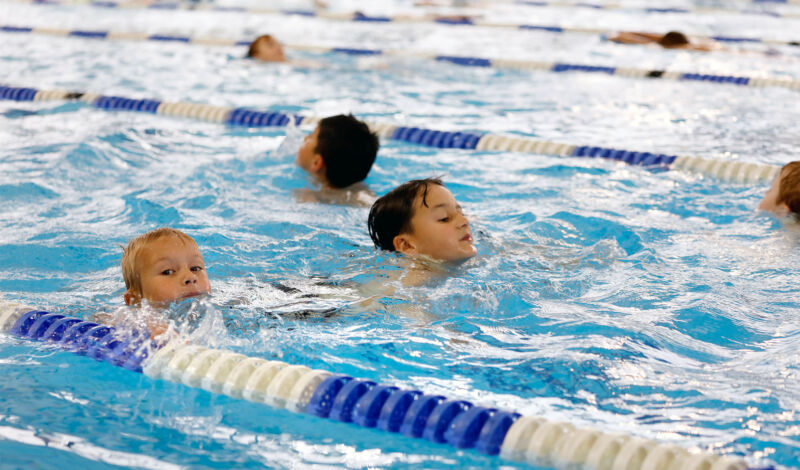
[296,126,324,176]
[395,185,476,261]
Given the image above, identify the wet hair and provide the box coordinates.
[122,228,196,295]
[777,161,800,215]
[658,31,690,48]
[247,34,277,58]
[315,114,379,188]
[368,178,444,251]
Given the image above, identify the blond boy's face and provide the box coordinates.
[125,235,211,307]
[759,169,788,215]
[394,185,477,262]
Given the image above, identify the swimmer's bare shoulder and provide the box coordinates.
[293,182,376,207]
[355,256,447,324]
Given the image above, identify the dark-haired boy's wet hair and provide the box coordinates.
[778,161,800,215]
[658,31,690,48]
[317,114,379,188]
[368,177,444,251]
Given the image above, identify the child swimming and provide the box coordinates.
[368,177,476,262]
[608,31,718,52]
[293,114,380,206]
[247,35,287,63]
[297,114,379,188]
[121,227,211,308]
[89,228,212,338]
[759,161,800,217]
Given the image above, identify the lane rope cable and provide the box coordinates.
[0,84,781,184]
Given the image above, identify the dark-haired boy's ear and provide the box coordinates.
[124,289,141,306]
[310,154,325,174]
[393,234,417,255]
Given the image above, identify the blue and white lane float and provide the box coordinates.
[0,1,785,47]
[0,2,783,49]
[0,298,765,470]
[3,25,800,93]
[8,0,800,23]
[0,84,781,184]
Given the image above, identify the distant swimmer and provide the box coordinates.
[608,31,719,52]
[247,34,287,62]
[759,161,800,218]
[246,34,324,68]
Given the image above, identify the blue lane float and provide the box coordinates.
[390,127,483,150]
[571,146,678,167]
[0,85,38,101]
[94,96,162,113]
[0,299,775,470]
[7,309,151,372]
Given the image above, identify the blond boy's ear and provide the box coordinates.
[124,289,141,306]
[393,234,417,255]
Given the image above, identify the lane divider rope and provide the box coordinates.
[8,0,800,26]
[1,0,800,46]
[0,84,780,183]
[489,0,800,6]
[0,300,768,470]
[3,25,800,94]
[500,0,800,19]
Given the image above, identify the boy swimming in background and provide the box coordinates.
[759,161,800,217]
[246,34,324,68]
[608,31,718,52]
[295,114,380,206]
[247,35,287,63]
[368,177,476,262]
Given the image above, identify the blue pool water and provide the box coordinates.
[2,0,800,468]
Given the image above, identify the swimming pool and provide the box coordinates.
[2,0,800,468]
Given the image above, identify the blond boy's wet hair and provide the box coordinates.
[121,228,196,296]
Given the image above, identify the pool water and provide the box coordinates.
[2,0,800,468]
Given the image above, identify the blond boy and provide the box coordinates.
[122,228,211,308]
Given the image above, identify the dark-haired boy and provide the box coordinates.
[296,114,379,189]
[294,114,379,206]
[368,177,476,262]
